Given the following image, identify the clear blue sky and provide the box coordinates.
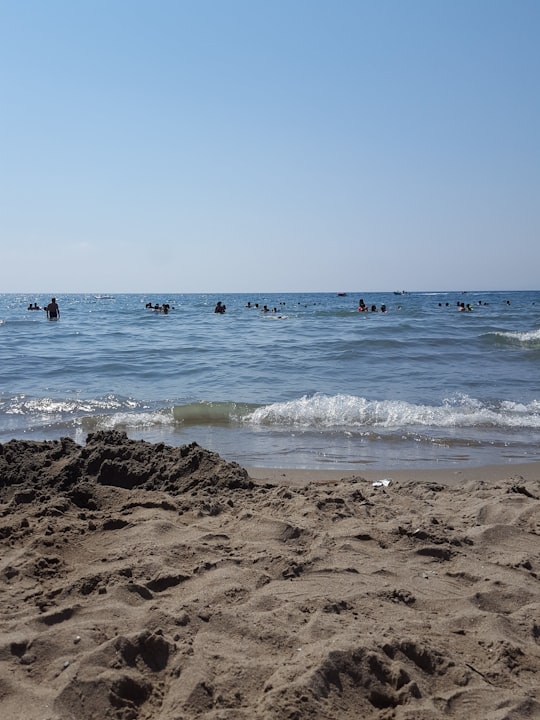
[1,0,539,293]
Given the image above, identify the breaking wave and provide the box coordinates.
[244,394,540,430]
[488,328,540,347]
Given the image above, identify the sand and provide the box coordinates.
[1,431,539,720]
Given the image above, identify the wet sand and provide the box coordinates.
[1,432,539,719]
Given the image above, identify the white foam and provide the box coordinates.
[4,395,139,416]
[245,393,540,430]
[91,409,175,430]
[493,328,540,344]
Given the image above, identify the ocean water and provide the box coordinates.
[1,291,539,470]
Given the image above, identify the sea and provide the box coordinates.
[1,291,539,471]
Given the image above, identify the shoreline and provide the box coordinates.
[247,459,540,486]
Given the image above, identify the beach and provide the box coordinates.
[1,432,539,719]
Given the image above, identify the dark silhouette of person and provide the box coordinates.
[46,297,60,320]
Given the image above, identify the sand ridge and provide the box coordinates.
[1,431,539,719]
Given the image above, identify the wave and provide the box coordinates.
[2,394,539,439]
[173,401,260,426]
[1,394,140,416]
[81,409,175,433]
[244,393,540,430]
[488,328,540,347]
[167,395,540,431]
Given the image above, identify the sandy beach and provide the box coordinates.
[1,431,539,719]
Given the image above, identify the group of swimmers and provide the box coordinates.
[145,302,173,313]
[358,299,387,313]
[435,299,511,311]
[27,298,60,320]
[245,301,286,313]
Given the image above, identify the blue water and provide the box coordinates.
[1,291,539,469]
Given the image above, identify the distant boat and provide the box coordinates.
[337,292,347,296]
[393,291,408,295]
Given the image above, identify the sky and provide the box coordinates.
[1,0,539,293]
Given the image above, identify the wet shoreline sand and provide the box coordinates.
[247,461,540,487]
[1,433,539,719]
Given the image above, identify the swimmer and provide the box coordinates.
[46,297,60,320]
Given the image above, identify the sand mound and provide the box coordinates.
[1,433,539,719]
[0,430,252,495]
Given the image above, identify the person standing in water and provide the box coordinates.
[46,297,60,320]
